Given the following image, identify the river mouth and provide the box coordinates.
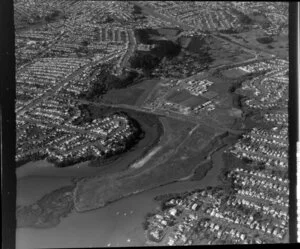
[16,156,227,249]
[16,131,233,249]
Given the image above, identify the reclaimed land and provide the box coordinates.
[73,118,230,212]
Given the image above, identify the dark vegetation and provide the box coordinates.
[133,5,142,15]
[132,4,146,21]
[256,36,274,44]
[231,9,253,25]
[130,52,161,76]
[219,28,239,34]
[232,93,245,109]
[21,9,66,26]
[226,70,268,92]
[72,104,93,125]
[16,152,47,168]
[48,154,97,168]
[190,161,213,181]
[130,28,182,76]
[81,65,140,100]
[44,10,62,22]
[134,29,160,44]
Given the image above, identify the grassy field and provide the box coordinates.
[206,75,232,94]
[101,88,145,105]
[228,30,288,59]
[101,79,161,106]
[206,36,253,67]
[166,89,192,103]
[181,95,208,108]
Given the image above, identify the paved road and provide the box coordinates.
[116,29,136,75]
[17,51,122,116]
[80,99,244,136]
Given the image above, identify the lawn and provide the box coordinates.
[166,89,192,103]
[101,78,161,106]
[102,87,145,105]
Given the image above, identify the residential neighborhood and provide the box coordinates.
[13,1,289,248]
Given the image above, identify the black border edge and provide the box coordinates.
[1,0,16,248]
[0,1,296,248]
[288,1,298,244]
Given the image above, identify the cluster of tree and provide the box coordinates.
[130,52,160,76]
[132,5,142,15]
[261,20,272,29]
[102,15,114,24]
[132,5,146,21]
[151,40,181,58]
[17,93,32,102]
[16,152,47,168]
[134,28,160,44]
[130,39,181,76]
[83,67,140,100]
[256,36,274,44]
[71,104,93,125]
[45,10,62,22]
[232,10,253,25]
[242,157,253,164]
[232,93,245,109]
[219,28,239,34]
[49,154,97,168]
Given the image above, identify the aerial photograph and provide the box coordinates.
[15,1,289,248]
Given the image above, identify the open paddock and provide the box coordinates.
[101,88,145,106]
[102,78,161,106]
[223,30,288,59]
